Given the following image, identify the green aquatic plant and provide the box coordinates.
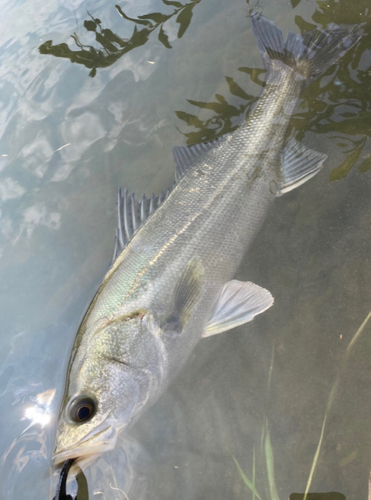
[291,0,371,181]
[176,0,371,181]
[39,0,202,77]
[232,311,371,500]
[301,311,371,500]
[231,345,281,500]
[175,72,261,144]
[231,449,262,500]
[38,0,370,181]
[231,421,280,500]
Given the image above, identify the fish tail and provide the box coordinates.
[251,14,363,83]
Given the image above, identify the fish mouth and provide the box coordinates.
[53,425,117,468]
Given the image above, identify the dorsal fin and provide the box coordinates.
[111,135,230,264]
[172,133,231,181]
[111,185,174,264]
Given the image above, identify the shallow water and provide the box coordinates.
[0,0,370,499]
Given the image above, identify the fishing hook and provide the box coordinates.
[52,459,76,500]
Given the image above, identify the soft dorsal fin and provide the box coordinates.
[172,133,231,181]
[204,280,273,337]
[111,185,174,264]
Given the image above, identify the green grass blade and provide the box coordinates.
[230,453,263,500]
[303,310,371,500]
[260,421,265,454]
[264,421,280,500]
[252,447,256,500]
[267,342,275,393]
[345,311,371,358]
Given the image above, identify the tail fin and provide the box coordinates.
[251,14,363,83]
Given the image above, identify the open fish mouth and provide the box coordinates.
[53,425,117,467]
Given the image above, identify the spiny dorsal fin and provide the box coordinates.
[111,185,174,264]
[172,133,232,181]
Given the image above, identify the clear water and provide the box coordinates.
[0,0,370,499]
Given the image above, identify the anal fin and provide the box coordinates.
[277,139,327,196]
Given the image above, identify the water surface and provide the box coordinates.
[0,0,370,498]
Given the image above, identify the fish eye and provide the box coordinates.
[68,395,96,424]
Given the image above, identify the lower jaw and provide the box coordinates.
[53,427,118,468]
[53,440,117,470]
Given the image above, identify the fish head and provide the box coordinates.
[53,311,158,468]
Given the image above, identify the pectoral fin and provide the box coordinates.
[204,280,273,337]
[162,258,204,333]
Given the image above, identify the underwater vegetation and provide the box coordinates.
[39,0,202,78]
[176,2,371,182]
[232,311,371,500]
[39,0,371,182]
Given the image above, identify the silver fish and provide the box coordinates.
[53,15,361,468]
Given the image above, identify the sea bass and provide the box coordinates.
[53,15,361,467]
